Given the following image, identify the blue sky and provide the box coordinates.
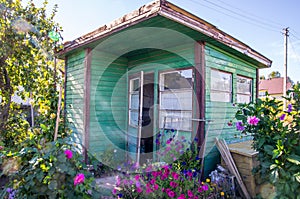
[29,0,300,82]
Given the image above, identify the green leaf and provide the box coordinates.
[48,180,58,190]
[287,154,300,165]
[264,145,274,156]
[40,124,47,131]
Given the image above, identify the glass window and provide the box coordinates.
[159,69,193,132]
[210,69,232,102]
[237,75,252,103]
[129,78,140,127]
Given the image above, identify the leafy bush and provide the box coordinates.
[0,137,100,199]
[233,86,300,198]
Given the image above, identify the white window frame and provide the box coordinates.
[237,75,252,103]
[210,69,232,102]
[159,69,193,132]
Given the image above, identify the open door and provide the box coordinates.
[128,72,154,165]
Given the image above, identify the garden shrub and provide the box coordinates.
[0,137,101,199]
[233,86,300,199]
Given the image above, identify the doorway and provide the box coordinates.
[128,72,155,164]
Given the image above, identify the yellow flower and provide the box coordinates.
[50,113,56,119]
[206,178,210,183]
[221,192,225,196]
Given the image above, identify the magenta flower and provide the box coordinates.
[236,121,245,131]
[137,187,143,193]
[64,149,73,159]
[170,181,178,188]
[247,116,260,126]
[134,175,140,181]
[187,190,193,197]
[279,114,286,121]
[171,172,179,180]
[74,173,85,186]
[178,194,186,199]
[202,184,209,191]
[168,191,176,198]
[153,184,159,190]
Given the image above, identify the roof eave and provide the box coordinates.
[58,0,272,68]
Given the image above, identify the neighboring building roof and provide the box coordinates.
[259,77,292,95]
[58,0,272,68]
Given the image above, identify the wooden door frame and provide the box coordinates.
[194,41,206,147]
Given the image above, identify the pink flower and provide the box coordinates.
[0,146,3,150]
[153,184,159,190]
[74,173,85,186]
[247,116,260,126]
[168,191,176,198]
[178,194,186,199]
[146,188,153,194]
[64,149,73,159]
[112,189,117,194]
[187,190,193,197]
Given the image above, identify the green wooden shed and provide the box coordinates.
[58,0,272,174]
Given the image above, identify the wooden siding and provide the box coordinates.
[203,44,258,175]
[65,50,86,150]
[89,50,128,160]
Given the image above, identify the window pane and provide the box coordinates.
[237,76,252,94]
[129,110,139,126]
[237,94,251,104]
[130,78,140,92]
[159,110,192,131]
[160,90,192,110]
[210,91,231,102]
[160,69,193,91]
[211,69,231,91]
[130,92,139,109]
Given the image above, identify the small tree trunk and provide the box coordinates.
[0,65,13,132]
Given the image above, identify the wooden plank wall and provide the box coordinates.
[89,50,128,160]
[65,50,86,150]
[203,44,257,176]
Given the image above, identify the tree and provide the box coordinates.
[259,75,266,80]
[0,0,63,143]
[268,71,281,79]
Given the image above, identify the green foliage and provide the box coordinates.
[1,137,101,198]
[0,0,63,138]
[233,86,300,198]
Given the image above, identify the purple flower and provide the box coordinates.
[279,114,286,121]
[247,116,260,126]
[202,184,209,191]
[236,121,245,131]
[287,104,292,113]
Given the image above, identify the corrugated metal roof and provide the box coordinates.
[58,0,272,68]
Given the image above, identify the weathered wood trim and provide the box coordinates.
[194,41,206,148]
[256,68,259,101]
[63,56,68,130]
[83,48,92,163]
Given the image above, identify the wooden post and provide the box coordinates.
[194,41,206,147]
[54,85,62,141]
[83,48,92,163]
